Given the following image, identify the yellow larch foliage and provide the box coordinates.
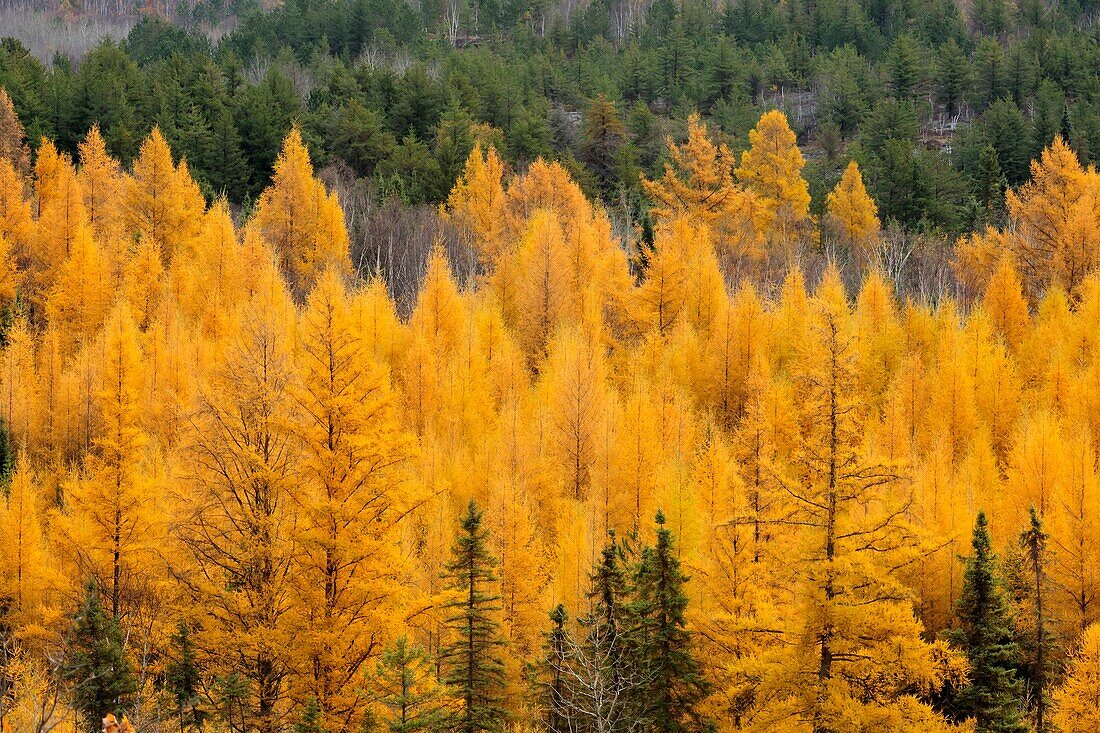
[172,201,245,343]
[444,143,507,264]
[772,267,810,372]
[44,225,111,355]
[32,140,87,299]
[142,299,200,448]
[632,217,703,335]
[1021,287,1076,407]
[505,157,592,236]
[541,323,612,503]
[123,127,204,263]
[0,157,32,257]
[743,265,961,732]
[53,303,157,621]
[486,465,550,711]
[967,312,1022,465]
[927,307,979,464]
[0,86,30,175]
[292,269,414,732]
[606,375,662,535]
[642,113,741,220]
[641,113,763,261]
[350,275,405,371]
[175,250,300,733]
[735,109,811,252]
[826,160,880,262]
[121,237,165,329]
[10,105,1100,733]
[77,125,123,241]
[1052,623,1100,733]
[734,363,797,566]
[0,232,19,311]
[1047,427,1100,634]
[1005,410,1066,522]
[909,441,969,632]
[0,316,39,451]
[982,256,1030,351]
[955,137,1100,299]
[703,282,767,428]
[1007,136,1098,296]
[0,454,54,640]
[513,210,571,359]
[402,245,466,437]
[253,126,351,298]
[854,269,903,417]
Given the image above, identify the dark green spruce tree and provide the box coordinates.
[373,636,451,733]
[63,580,137,733]
[544,605,570,733]
[976,144,1005,218]
[441,501,507,733]
[165,619,205,733]
[946,513,1026,733]
[1013,507,1054,733]
[294,697,325,733]
[628,511,709,733]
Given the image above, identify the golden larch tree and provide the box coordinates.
[735,109,811,256]
[825,160,880,263]
[513,210,571,359]
[1052,623,1100,733]
[0,86,30,175]
[742,267,960,731]
[641,113,762,261]
[0,454,55,639]
[253,126,351,299]
[982,256,1030,352]
[77,125,123,242]
[44,225,111,355]
[123,127,204,264]
[0,158,32,259]
[541,324,612,503]
[30,141,87,312]
[0,316,39,452]
[292,268,414,733]
[175,251,300,733]
[444,144,508,265]
[53,302,157,622]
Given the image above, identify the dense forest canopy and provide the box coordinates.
[2,0,1100,256]
[4,1,1100,733]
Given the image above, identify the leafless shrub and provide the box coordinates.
[546,612,652,733]
[243,54,270,85]
[320,162,475,315]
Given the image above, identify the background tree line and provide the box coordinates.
[2,0,1100,249]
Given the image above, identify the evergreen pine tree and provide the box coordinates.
[294,698,325,733]
[63,581,137,733]
[628,512,708,733]
[579,95,628,198]
[936,39,971,118]
[888,33,925,100]
[590,530,631,644]
[545,605,569,733]
[1017,507,1053,733]
[166,619,205,733]
[441,501,507,733]
[976,143,1005,217]
[372,636,450,733]
[946,513,1027,733]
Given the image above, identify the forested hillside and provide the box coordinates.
[4,1,1100,733]
[2,0,1100,263]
